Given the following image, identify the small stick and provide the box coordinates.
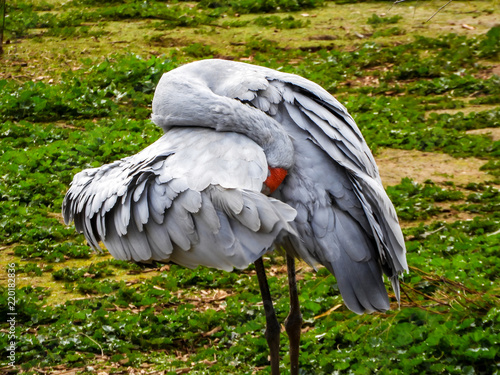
[81,332,104,357]
[425,0,453,23]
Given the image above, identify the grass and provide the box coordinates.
[1,0,499,374]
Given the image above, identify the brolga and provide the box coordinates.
[63,59,408,374]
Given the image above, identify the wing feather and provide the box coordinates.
[148,183,166,225]
[143,219,173,260]
[133,180,150,232]
[164,204,195,251]
[238,196,261,232]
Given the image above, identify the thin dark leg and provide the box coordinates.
[285,254,302,375]
[254,257,280,375]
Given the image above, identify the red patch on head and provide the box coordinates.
[264,167,288,193]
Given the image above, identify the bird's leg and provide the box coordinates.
[254,257,281,375]
[285,254,302,375]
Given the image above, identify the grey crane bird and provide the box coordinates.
[63,59,408,374]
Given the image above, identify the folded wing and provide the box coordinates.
[244,64,408,313]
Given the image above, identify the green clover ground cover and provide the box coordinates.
[1,0,499,373]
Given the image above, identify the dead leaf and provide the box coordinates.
[201,359,217,366]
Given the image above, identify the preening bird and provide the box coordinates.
[63,59,408,374]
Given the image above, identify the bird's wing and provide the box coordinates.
[248,67,404,254]
[245,63,408,312]
[63,128,297,271]
[252,67,407,311]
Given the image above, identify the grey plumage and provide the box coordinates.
[63,59,407,315]
[64,128,296,270]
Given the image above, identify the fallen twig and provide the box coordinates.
[80,332,104,357]
[425,0,454,23]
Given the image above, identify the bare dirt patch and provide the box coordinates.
[475,62,500,80]
[375,148,492,187]
[376,148,500,226]
[425,104,498,118]
[465,127,500,141]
